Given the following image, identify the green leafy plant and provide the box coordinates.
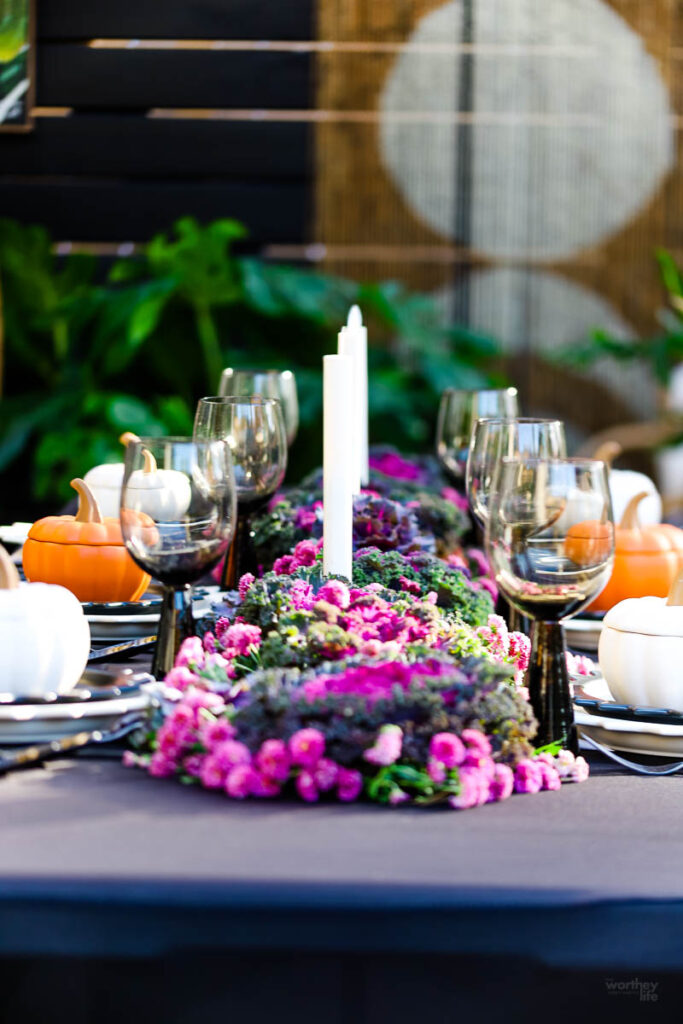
[556,249,683,388]
[0,216,503,518]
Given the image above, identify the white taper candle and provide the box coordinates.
[338,305,369,490]
[323,353,354,579]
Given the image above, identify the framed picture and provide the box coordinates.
[0,0,35,132]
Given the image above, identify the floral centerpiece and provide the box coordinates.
[128,505,590,807]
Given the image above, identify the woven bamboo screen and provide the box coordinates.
[313,0,682,440]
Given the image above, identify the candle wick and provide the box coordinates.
[347,305,363,329]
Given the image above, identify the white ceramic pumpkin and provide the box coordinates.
[0,546,90,697]
[598,572,683,710]
[83,432,140,519]
[594,441,662,527]
[127,448,192,522]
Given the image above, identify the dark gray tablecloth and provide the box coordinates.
[2,754,683,971]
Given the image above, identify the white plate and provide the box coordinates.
[574,676,683,758]
[0,687,157,745]
[565,617,603,652]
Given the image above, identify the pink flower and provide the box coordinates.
[292,539,320,567]
[273,554,296,575]
[200,754,226,789]
[317,580,351,609]
[399,576,421,596]
[363,724,403,766]
[441,486,470,511]
[570,755,590,783]
[429,732,465,769]
[449,767,488,809]
[225,764,259,799]
[369,452,424,482]
[389,789,411,806]
[487,763,514,802]
[200,717,236,749]
[255,739,291,782]
[175,637,205,669]
[238,573,256,600]
[555,750,576,778]
[122,750,138,768]
[289,728,326,767]
[313,758,339,792]
[296,770,319,803]
[461,729,492,758]
[252,772,281,798]
[538,762,562,791]
[427,758,447,784]
[164,666,201,692]
[295,506,320,530]
[149,751,177,778]
[213,739,252,772]
[514,758,543,795]
[216,622,262,657]
[183,754,205,778]
[337,768,363,802]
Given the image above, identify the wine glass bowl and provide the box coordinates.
[466,418,567,528]
[486,457,614,751]
[219,367,299,447]
[436,386,519,483]
[120,437,236,677]
[194,396,288,589]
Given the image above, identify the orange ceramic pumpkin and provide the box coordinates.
[564,520,614,568]
[590,491,683,613]
[23,478,152,603]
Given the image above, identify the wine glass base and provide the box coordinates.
[151,585,195,679]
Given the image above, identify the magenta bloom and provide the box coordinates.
[429,732,465,769]
[487,763,514,802]
[175,636,205,669]
[313,758,339,792]
[441,486,470,511]
[369,452,424,482]
[225,764,259,799]
[538,762,562,791]
[200,754,226,789]
[200,718,236,749]
[256,739,291,782]
[570,755,590,783]
[183,754,205,779]
[461,729,492,758]
[514,759,543,795]
[399,576,421,596]
[337,768,363,802]
[213,739,252,772]
[164,666,202,693]
[292,539,320,567]
[273,554,296,575]
[216,622,262,657]
[389,789,411,806]
[296,770,319,803]
[252,772,281,798]
[363,724,403,766]
[149,751,176,778]
[238,573,256,601]
[427,758,447,784]
[289,728,326,767]
[449,767,488,810]
[295,505,320,530]
[317,579,351,609]
[122,750,138,768]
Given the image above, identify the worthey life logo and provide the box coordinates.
[605,978,659,1003]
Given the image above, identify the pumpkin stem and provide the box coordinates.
[593,441,622,468]
[619,491,649,530]
[71,478,104,523]
[142,448,157,474]
[119,432,141,448]
[667,572,683,606]
[0,545,20,590]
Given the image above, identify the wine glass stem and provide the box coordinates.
[221,510,253,590]
[526,620,578,755]
[151,585,195,679]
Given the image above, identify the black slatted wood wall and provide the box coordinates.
[0,0,315,246]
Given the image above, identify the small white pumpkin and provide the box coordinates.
[127,448,192,523]
[594,441,662,527]
[598,571,683,710]
[83,432,140,519]
[0,546,90,697]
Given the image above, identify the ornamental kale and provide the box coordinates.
[352,548,493,626]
